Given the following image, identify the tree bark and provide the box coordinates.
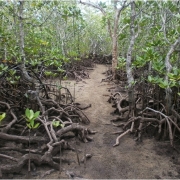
[111,4,120,79]
[111,1,129,79]
[18,0,35,83]
[126,0,136,112]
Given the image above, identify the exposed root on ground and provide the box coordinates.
[107,68,180,148]
[0,62,95,178]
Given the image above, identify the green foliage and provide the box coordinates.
[117,57,126,70]
[158,79,174,89]
[57,84,62,90]
[52,119,64,128]
[152,60,165,74]
[68,51,79,58]
[167,67,180,81]
[63,76,68,80]
[132,55,148,68]
[5,69,20,84]
[57,67,65,73]
[29,59,41,67]
[61,5,81,21]
[148,75,177,89]
[131,80,137,86]
[0,64,8,75]
[44,71,58,78]
[98,1,107,9]
[119,33,126,41]
[8,69,16,76]
[0,113,6,122]
[0,0,180,94]
[6,76,20,85]
[44,71,53,77]
[25,108,40,129]
[123,17,131,24]
[101,12,113,28]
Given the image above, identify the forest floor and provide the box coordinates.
[39,64,180,179]
[12,64,180,179]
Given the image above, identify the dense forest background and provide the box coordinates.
[1,0,180,90]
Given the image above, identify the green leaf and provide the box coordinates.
[158,84,165,89]
[10,80,17,84]
[98,1,107,8]
[2,66,8,71]
[174,68,178,76]
[123,18,130,24]
[57,85,62,90]
[33,123,40,129]
[130,80,137,86]
[27,123,32,129]
[25,108,30,119]
[158,80,169,89]
[57,67,65,73]
[119,33,126,40]
[34,111,40,119]
[30,119,34,127]
[52,120,60,127]
[169,81,176,88]
[63,76,68,80]
[24,93,28,98]
[163,80,169,87]
[44,71,53,76]
[29,110,34,120]
[148,75,152,82]
[0,113,6,122]
[60,123,65,128]
[15,76,20,80]
[176,12,180,17]
[167,73,175,79]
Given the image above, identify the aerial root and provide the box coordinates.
[113,129,131,147]
[112,107,180,147]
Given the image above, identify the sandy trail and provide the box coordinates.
[51,64,179,179]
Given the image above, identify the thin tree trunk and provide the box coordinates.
[1,15,7,60]
[111,1,119,79]
[12,2,19,48]
[18,0,34,83]
[19,0,25,65]
[112,34,118,79]
[126,0,136,113]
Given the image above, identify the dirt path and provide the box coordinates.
[50,64,180,179]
